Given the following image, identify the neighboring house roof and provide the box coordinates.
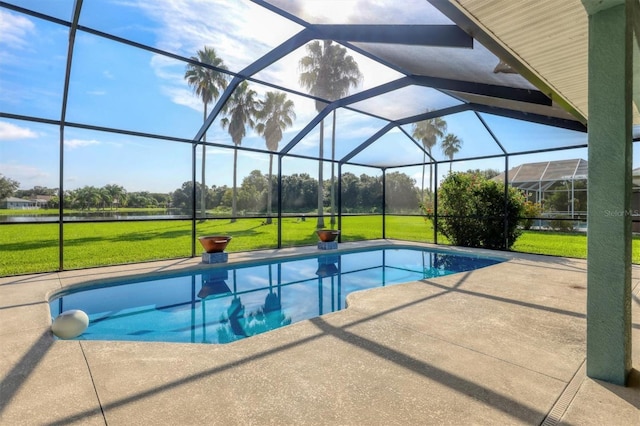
[494,159,587,183]
[493,159,588,192]
[32,195,53,203]
[494,160,640,190]
[2,197,33,203]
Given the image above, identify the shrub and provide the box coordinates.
[521,201,543,230]
[437,173,525,250]
[549,215,575,232]
[418,199,435,224]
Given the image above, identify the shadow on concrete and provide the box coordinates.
[45,270,551,425]
[0,330,54,416]
[0,273,59,287]
[309,315,547,424]
[421,278,587,320]
[594,368,640,406]
[19,262,637,425]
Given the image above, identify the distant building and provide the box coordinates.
[493,159,588,218]
[493,160,640,232]
[0,195,53,209]
[1,197,36,209]
[32,195,53,208]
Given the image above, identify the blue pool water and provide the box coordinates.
[49,247,503,344]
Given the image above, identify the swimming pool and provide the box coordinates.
[49,247,503,344]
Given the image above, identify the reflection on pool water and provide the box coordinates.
[49,247,503,344]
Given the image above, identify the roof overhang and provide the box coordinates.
[429,0,640,130]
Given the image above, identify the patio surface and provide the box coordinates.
[1,240,638,425]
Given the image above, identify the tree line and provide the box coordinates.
[1,170,421,214]
[3,168,584,216]
[0,177,170,211]
[172,170,420,215]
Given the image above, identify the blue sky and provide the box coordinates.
[0,1,623,194]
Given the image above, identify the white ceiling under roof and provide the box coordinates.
[443,0,640,127]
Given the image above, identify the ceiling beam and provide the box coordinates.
[340,104,471,164]
[280,105,333,155]
[238,29,314,78]
[340,123,396,164]
[337,77,413,106]
[395,104,471,126]
[310,24,473,48]
[411,75,551,106]
[470,103,587,133]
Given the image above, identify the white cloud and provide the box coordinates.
[103,70,115,79]
[0,121,38,140]
[64,138,100,149]
[0,163,51,187]
[269,0,448,25]
[87,90,107,96]
[161,85,201,112]
[150,55,185,80]
[131,0,303,70]
[206,147,233,157]
[204,147,267,163]
[0,10,35,49]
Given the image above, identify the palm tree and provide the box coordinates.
[98,188,111,211]
[412,116,447,200]
[220,81,260,223]
[103,184,126,210]
[441,133,463,173]
[255,91,296,224]
[184,46,228,220]
[64,189,76,210]
[299,40,362,228]
[74,186,101,211]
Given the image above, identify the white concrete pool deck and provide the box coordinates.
[1,240,638,425]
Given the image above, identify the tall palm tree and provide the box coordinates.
[298,40,362,228]
[220,81,260,223]
[255,91,296,224]
[412,116,447,200]
[441,133,463,173]
[184,46,228,220]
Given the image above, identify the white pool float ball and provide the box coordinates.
[51,310,89,339]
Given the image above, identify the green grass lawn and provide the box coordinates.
[515,230,640,263]
[512,231,588,259]
[2,215,640,276]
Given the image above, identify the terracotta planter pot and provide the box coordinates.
[198,235,232,253]
[316,229,340,242]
